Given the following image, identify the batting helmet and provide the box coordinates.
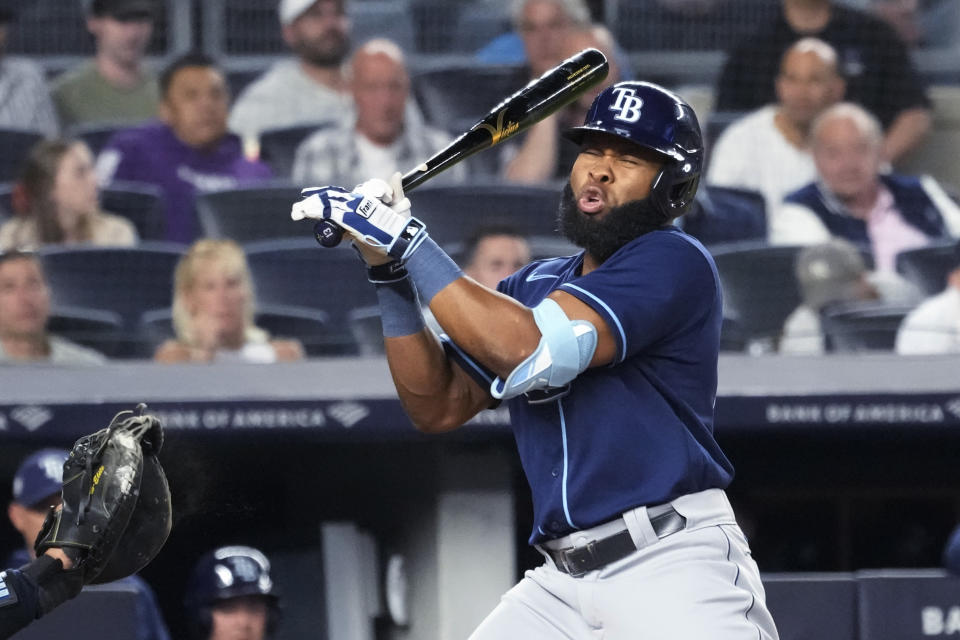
[184,545,281,639]
[564,81,703,220]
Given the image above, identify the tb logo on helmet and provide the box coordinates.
[608,87,643,123]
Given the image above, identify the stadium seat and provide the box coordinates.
[0,180,166,241]
[101,181,166,240]
[47,306,127,359]
[409,183,561,247]
[895,240,959,296]
[38,243,185,329]
[820,301,914,353]
[196,183,306,243]
[0,129,43,183]
[710,242,804,350]
[259,124,332,179]
[68,123,125,156]
[244,238,379,353]
[680,185,767,246]
[347,305,384,356]
[140,304,342,357]
[411,64,525,134]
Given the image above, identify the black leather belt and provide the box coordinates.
[546,507,687,577]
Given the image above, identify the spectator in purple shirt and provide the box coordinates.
[96,52,272,243]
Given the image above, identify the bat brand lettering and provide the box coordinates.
[609,87,643,123]
[479,109,520,144]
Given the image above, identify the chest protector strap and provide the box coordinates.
[491,298,598,400]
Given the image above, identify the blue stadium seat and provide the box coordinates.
[196,182,306,243]
[0,180,166,241]
[347,305,385,356]
[710,242,804,350]
[409,183,561,247]
[680,185,767,246]
[895,239,959,296]
[47,306,127,359]
[38,243,186,329]
[820,301,915,353]
[101,181,167,240]
[0,129,43,183]
[259,124,332,179]
[140,303,341,357]
[68,123,126,156]
[244,238,378,353]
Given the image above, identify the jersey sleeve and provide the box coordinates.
[0,569,39,639]
[439,334,497,393]
[557,232,719,362]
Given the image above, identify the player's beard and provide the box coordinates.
[557,182,666,263]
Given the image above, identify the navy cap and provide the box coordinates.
[12,449,68,509]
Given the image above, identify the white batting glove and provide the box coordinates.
[291,186,428,262]
[353,172,411,217]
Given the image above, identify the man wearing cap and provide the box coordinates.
[4,449,171,640]
[779,238,920,354]
[0,2,58,135]
[895,241,960,354]
[229,0,354,145]
[51,0,160,131]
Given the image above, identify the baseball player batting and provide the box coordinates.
[292,80,780,639]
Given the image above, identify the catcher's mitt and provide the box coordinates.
[35,403,172,585]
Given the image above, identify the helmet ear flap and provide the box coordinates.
[648,164,701,222]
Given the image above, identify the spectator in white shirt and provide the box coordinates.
[706,37,845,227]
[896,242,960,354]
[229,0,353,145]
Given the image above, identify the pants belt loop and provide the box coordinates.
[622,505,658,550]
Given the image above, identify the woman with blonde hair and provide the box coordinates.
[154,239,303,363]
[0,138,137,250]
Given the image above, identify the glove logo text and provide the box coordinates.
[357,197,376,219]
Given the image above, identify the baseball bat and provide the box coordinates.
[313,47,609,247]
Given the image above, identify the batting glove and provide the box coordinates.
[353,172,411,217]
[291,186,428,262]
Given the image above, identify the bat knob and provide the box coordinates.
[314,221,343,247]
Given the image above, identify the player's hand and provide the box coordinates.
[353,172,411,217]
[291,186,428,262]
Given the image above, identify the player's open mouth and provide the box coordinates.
[577,186,606,215]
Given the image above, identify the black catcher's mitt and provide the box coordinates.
[35,403,172,585]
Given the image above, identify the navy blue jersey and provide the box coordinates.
[447,227,734,544]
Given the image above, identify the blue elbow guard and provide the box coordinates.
[490,298,597,400]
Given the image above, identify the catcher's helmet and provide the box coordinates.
[184,545,280,639]
[564,81,703,220]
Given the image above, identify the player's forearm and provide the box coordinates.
[384,330,485,432]
[428,278,542,378]
[883,107,931,163]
